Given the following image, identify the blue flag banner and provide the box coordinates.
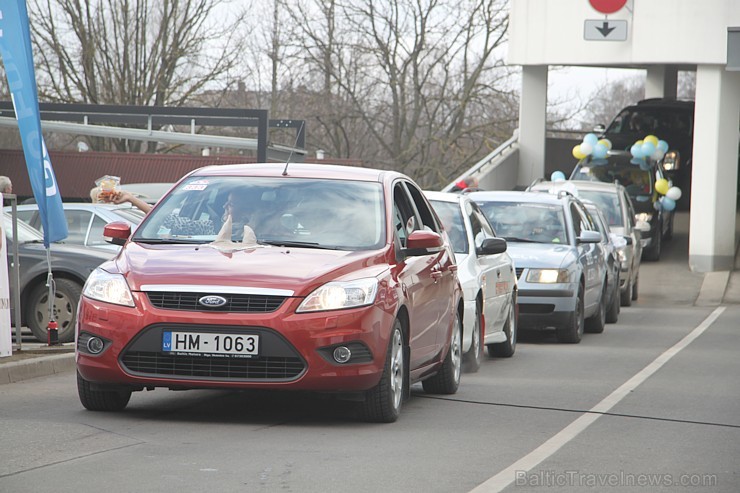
[0,0,67,247]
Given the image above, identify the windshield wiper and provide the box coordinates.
[501,236,542,243]
[134,238,207,244]
[259,239,332,249]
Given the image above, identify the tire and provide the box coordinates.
[361,320,405,423]
[605,281,620,324]
[489,292,517,358]
[26,278,82,343]
[556,286,583,343]
[631,274,639,301]
[422,310,462,395]
[620,273,633,307]
[463,301,483,373]
[585,284,606,333]
[77,372,131,411]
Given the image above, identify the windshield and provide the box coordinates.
[3,213,47,243]
[606,108,693,138]
[571,160,655,203]
[113,208,146,224]
[134,176,386,250]
[577,190,622,228]
[430,200,468,254]
[477,201,567,244]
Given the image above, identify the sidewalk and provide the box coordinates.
[2,212,739,385]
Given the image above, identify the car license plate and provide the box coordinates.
[162,331,259,357]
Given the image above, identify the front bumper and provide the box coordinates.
[76,291,394,392]
[516,282,577,330]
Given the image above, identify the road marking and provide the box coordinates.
[470,306,725,493]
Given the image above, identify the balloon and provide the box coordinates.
[583,133,599,146]
[666,186,682,201]
[651,149,666,161]
[572,144,587,160]
[655,178,670,195]
[657,140,669,152]
[653,200,662,211]
[630,144,644,158]
[661,197,676,211]
[641,141,656,157]
[598,138,612,150]
[593,143,608,159]
[579,142,594,156]
[551,171,566,182]
[644,135,659,146]
[639,159,652,170]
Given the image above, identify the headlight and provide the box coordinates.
[635,212,653,223]
[297,278,378,312]
[617,247,628,263]
[526,269,569,283]
[83,268,135,307]
[662,150,680,171]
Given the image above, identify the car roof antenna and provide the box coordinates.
[282,121,306,177]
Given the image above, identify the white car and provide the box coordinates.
[426,191,518,372]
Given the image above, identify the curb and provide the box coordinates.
[0,353,76,385]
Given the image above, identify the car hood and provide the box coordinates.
[505,242,576,269]
[112,243,390,297]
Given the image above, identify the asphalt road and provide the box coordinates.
[1,213,739,492]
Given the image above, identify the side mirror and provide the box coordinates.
[477,237,507,256]
[622,235,633,246]
[404,229,444,256]
[593,124,606,134]
[634,220,651,234]
[104,221,132,246]
[577,230,602,244]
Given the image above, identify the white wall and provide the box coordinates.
[508,0,740,67]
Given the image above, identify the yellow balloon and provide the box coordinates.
[598,139,612,150]
[655,178,670,195]
[644,135,659,146]
[634,139,644,146]
[572,144,586,160]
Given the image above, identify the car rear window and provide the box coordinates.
[477,201,567,245]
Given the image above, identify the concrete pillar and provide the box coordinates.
[518,65,548,188]
[645,65,678,99]
[688,65,740,272]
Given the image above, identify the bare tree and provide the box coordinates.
[278,0,515,188]
[29,0,247,152]
[581,75,644,130]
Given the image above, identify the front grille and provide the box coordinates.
[121,351,305,380]
[147,292,286,312]
[515,268,525,279]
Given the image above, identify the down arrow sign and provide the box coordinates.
[596,21,616,37]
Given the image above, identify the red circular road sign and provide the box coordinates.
[588,0,627,14]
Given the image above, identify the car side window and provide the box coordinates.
[404,182,440,233]
[393,184,416,247]
[88,215,109,247]
[65,210,93,245]
[569,203,583,237]
[469,204,493,249]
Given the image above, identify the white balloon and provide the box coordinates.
[651,149,665,161]
[579,142,594,155]
[666,187,682,201]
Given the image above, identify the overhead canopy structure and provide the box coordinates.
[507,0,740,272]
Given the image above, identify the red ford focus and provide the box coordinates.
[76,162,462,422]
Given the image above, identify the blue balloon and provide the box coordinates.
[551,171,566,182]
[653,200,662,211]
[592,143,608,159]
[583,133,599,146]
[657,140,669,152]
[661,197,676,211]
[641,141,656,157]
[631,144,644,158]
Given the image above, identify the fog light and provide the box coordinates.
[333,346,352,363]
[86,337,105,354]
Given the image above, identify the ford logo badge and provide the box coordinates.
[198,295,228,307]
